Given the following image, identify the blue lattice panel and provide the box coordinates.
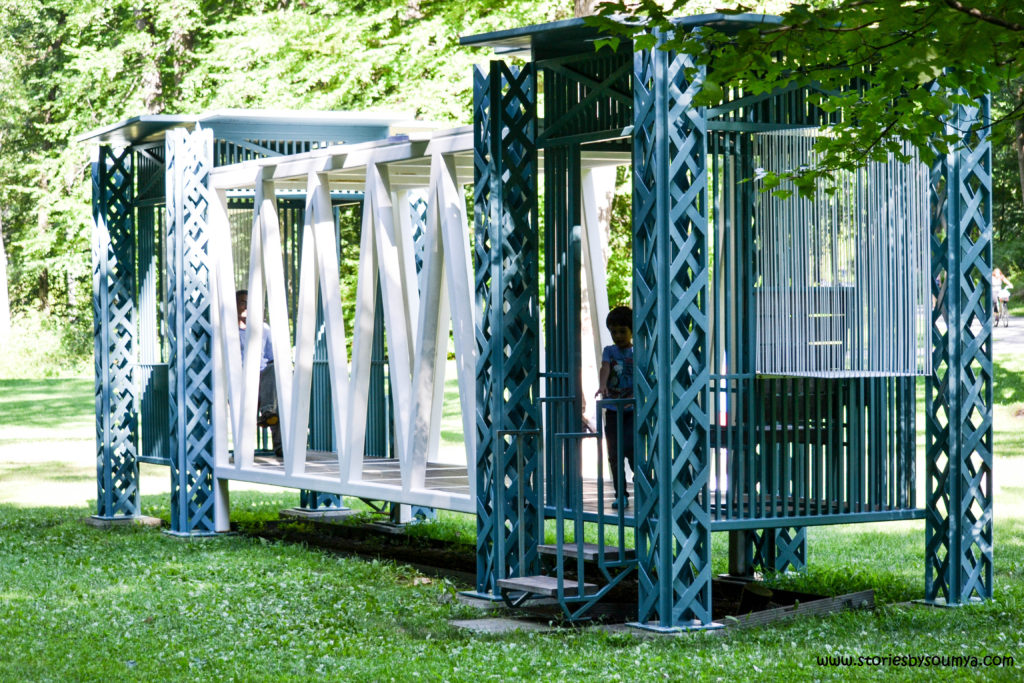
[92,146,139,518]
[632,43,715,630]
[729,528,807,576]
[473,61,541,597]
[166,127,218,535]
[925,95,993,605]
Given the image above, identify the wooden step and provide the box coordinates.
[537,543,636,562]
[497,575,598,597]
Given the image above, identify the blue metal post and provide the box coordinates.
[924,94,993,605]
[165,127,218,536]
[91,145,140,519]
[472,61,542,597]
[632,40,718,630]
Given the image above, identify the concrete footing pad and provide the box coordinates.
[85,515,163,529]
[450,617,557,634]
[279,507,360,522]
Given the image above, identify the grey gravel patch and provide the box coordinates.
[278,507,362,522]
[590,622,723,638]
[450,617,556,634]
[455,594,505,611]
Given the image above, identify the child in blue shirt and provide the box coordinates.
[597,306,634,509]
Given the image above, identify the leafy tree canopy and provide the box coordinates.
[591,1,1024,198]
[0,0,570,335]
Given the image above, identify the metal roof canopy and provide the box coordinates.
[78,109,434,147]
[459,13,782,60]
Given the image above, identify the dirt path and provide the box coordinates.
[993,315,1024,357]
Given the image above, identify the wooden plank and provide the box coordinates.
[537,543,636,562]
[497,575,599,597]
[723,589,874,628]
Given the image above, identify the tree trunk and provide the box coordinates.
[0,212,10,343]
[134,7,163,113]
[1015,84,1024,209]
[37,268,49,313]
[574,0,600,17]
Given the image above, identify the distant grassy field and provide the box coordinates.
[0,377,93,436]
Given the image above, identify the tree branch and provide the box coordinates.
[943,0,1024,32]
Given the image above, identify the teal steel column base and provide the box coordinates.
[410,506,437,521]
[726,527,806,577]
[298,490,346,510]
[628,620,725,634]
[914,596,985,608]
[458,590,504,602]
[161,528,222,539]
[774,527,807,573]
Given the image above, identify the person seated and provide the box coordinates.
[236,289,282,458]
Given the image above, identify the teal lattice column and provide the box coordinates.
[165,126,218,536]
[632,42,718,630]
[92,145,139,519]
[472,61,542,597]
[728,527,807,577]
[924,94,993,605]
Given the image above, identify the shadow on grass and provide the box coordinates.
[995,355,1024,406]
[0,461,95,482]
[0,378,93,430]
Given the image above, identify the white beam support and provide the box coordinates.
[205,128,488,513]
[435,151,477,503]
[367,164,416,482]
[581,166,616,361]
[407,161,450,492]
[343,174,379,481]
[308,172,351,461]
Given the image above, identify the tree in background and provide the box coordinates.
[1,0,1022,375]
[593,0,1024,278]
[0,0,572,373]
[0,211,10,343]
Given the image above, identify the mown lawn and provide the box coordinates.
[0,357,1022,681]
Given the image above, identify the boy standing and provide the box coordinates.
[597,306,634,509]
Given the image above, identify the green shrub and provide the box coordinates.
[0,311,91,379]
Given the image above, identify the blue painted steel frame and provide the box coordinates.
[473,61,542,597]
[632,42,716,629]
[165,127,218,536]
[92,145,140,519]
[925,95,994,605]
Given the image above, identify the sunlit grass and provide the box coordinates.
[0,372,1022,680]
[0,378,94,437]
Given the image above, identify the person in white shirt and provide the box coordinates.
[236,290,282,458]
[993,267,1013,327]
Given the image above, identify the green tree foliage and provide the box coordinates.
[994,79,1024,274]
[0,0,571,362]
[593,0,1024,276]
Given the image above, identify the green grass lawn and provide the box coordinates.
[0,377,94,437]
[0,364,1022,681]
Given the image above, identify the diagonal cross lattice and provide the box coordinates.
[633,43,714,629]
[93,145,139,518]
[925,95,993,605]
[166,127,217,535]
[473,62,542,597]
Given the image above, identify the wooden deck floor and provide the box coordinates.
[248,451,631,513]
[244,452,919,523]
[250,451,472,496]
